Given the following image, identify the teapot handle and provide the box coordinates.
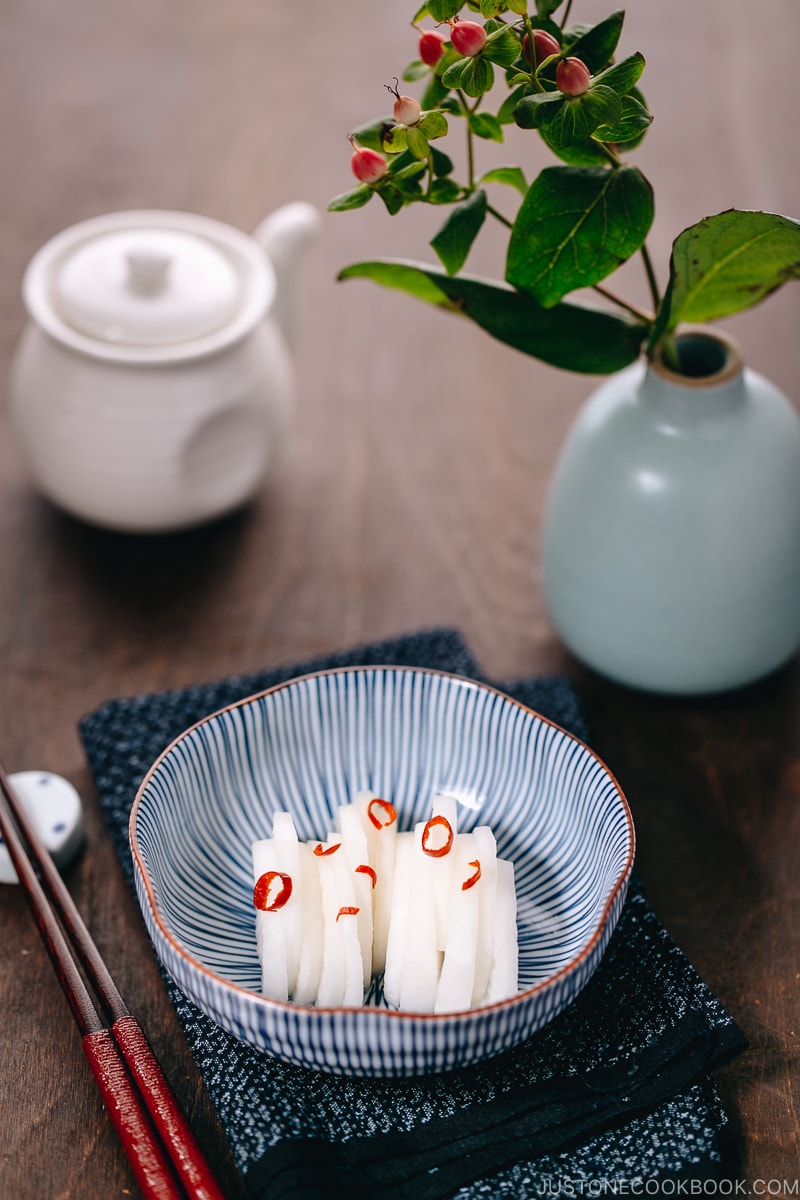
[253,202,321,349]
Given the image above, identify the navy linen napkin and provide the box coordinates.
[79,628,745,1198]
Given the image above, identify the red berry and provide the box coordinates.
[394,94,421,125]
[386,80,422,126]
[349,139,388,185]
[522,29,561,66]
[418,28,446,67]
[449,19,487,58]
[556,56,591,96]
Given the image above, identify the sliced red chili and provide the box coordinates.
[462,860,482,891]
[313,842,342,856]
[355,863,377,888]
[421,814,454,858]
[367,797,397,830]
[253,871,293,912]
[336,905,360,921]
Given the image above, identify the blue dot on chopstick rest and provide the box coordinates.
[0,772,85,885]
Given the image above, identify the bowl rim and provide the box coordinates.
[130,664,636,1021]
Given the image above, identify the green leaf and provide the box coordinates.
[469,111,504,141]
[406,125,430,160]
[506,164,654,306]
[481,165,527,194]
[513,88,564,130]
[442,57,472,90]
[429,177,464,204]
[480,0,502,15]
[418,110,449,139]
[439,94,466,115]
[403,59,433,83]
[386,149,420,174]
[337,258,646,373]
[427,0,462,19]
[593,94,652,145]
[497,83,534,124]
[536,0,564,16]
[566,10,624,73]
[350,117,394,154]
[383,125,409,154]
[539,123,610,166]
[461,56,495,97]
[650,209,800,346]
[421,70,451,110]
[592,52,646,97]
[434,44,463,78]
[430,144,455,176]
[376,183,405,215]
[506,0,528,14]
[391,161,428,193]
[327,185,374,213]
[431,189,488,273]
[534,85,622,147]
[483,27,521,68]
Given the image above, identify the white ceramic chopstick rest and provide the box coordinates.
[0,771,84,884]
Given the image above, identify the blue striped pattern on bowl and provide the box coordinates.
[130,667,634,1077]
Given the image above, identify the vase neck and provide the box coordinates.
[640,328,746,430]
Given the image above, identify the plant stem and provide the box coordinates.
[639,242,661,313]
[560,0,575,29]
[596,141,622,168]
[593,284,653,323]
[487,203,513,229]
[522,15,545,91]
[458,90,476,188]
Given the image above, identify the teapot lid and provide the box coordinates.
[22,210,275,363]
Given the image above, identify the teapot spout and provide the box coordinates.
[253,202,321,349]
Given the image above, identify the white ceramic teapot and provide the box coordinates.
[8,202,320,532]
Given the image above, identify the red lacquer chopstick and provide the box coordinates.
[0,762,227,1200]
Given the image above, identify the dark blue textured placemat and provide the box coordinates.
[79,628,745,1199]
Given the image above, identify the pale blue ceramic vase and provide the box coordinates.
[542,328,800,695]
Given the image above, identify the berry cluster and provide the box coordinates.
[329,2,800,378]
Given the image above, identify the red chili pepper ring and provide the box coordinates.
[462,859,482,891]
[355,864,378,888]
[367,797,397,830]
[253,870,293,912]
[421,814,454,858]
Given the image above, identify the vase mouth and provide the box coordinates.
[650,326,744,387]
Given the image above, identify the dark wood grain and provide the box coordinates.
[1,1,799,1196]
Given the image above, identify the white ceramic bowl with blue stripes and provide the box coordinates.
[130,667,634,1077]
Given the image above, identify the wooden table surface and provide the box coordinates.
[1,1,798,1196]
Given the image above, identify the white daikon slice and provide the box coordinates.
[365,797,398,977]
[354,789,379,862]
[336,804,374,988]
[382,830,413,1008]
[293,842,324,1005]
[434,833,481,1014]
[397,822,443,1012]
[314,840,349,1007]
[330,841,366,1007]
[485,856,519,1004]
[271,811,303,996]
[471,825,498,1007]
[429,796,458,951]
[251,838,289,1002]
[431,793,458,830]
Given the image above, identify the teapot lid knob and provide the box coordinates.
[126,249,171,296]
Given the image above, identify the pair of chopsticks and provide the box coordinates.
[0,761,228,1200]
